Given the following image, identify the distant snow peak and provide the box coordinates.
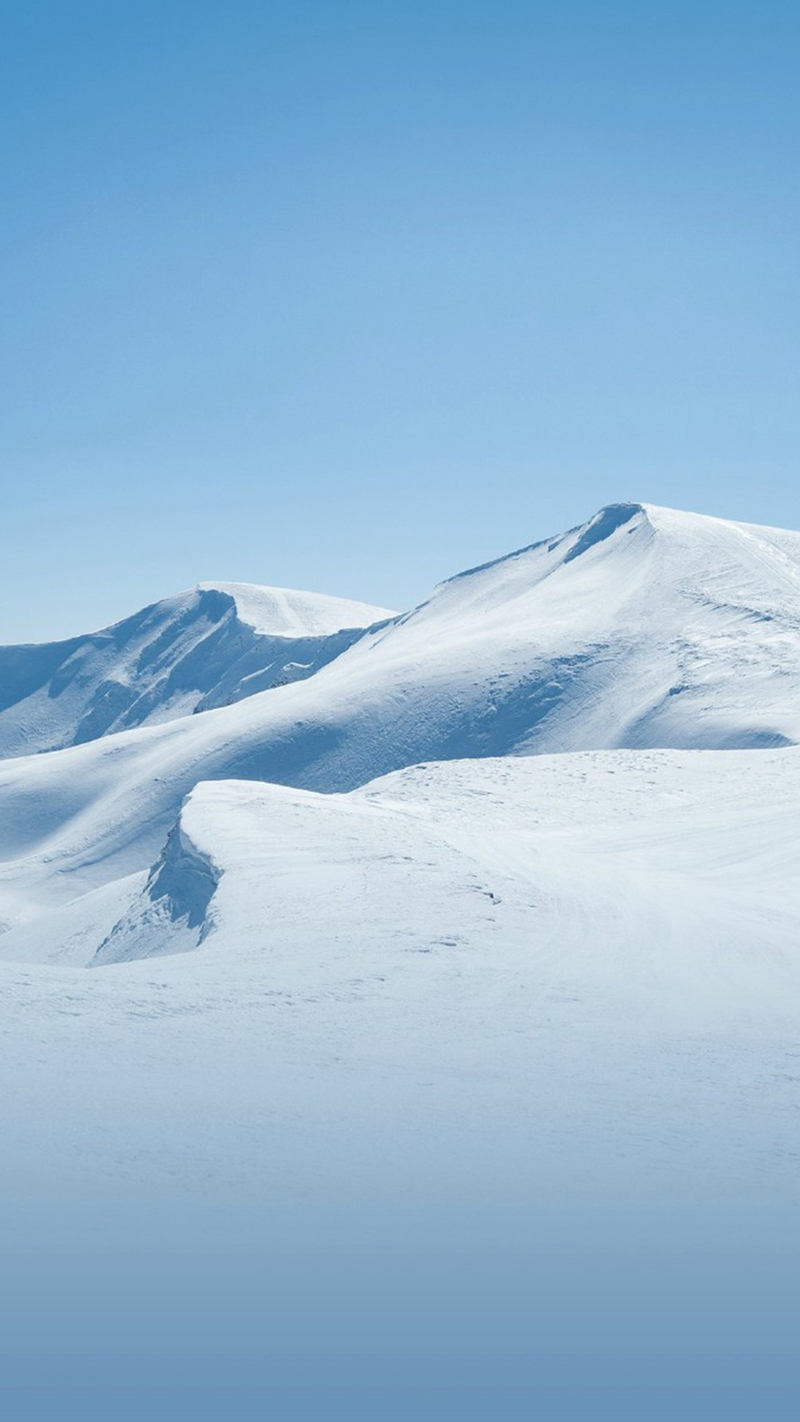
[443,499,649,591]
[0,581,394,759]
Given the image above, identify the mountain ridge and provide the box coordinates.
[1,499,799,938]
[0,580,394,759]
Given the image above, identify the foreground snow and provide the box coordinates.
[3,504,800,1418]
[1,748,798,1209]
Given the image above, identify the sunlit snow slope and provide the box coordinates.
[319,499,800,765]
[4,746,793,982]
[1,749,799,1210]
[1,500,799,915]
[0,581,393,758]
[2,502,800,1214]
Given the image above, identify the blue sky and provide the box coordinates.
[2,1,798,638]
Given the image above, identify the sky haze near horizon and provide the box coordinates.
[1,0,798,639]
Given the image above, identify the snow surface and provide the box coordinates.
[0,581,393,758]
[1,748,800,1207]
[2,502,800,1419]
[2,500,800,927]
[197,580,393,637]
[1,500,800,1198]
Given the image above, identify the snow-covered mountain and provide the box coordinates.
[2,500,800,927]
[0,581,393,758]
[2,499,800,1398]
[304,498,800,771]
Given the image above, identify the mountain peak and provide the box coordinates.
[561,501,646,563]
[194,581,394,638]
[0,581,394,759]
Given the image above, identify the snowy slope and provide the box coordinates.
[301,499,800,770]
[1,748,799,1210]
[12,744,798,989]
[2,507,800,1420]
[2,500,800,929]
[0,581,393,758]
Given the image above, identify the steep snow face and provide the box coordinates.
[0,582,393,758]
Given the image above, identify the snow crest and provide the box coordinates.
[93,796,222,965]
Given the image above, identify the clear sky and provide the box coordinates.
[2,1,798,639]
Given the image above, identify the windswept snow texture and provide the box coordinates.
[0,581,393,758]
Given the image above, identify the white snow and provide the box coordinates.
[1,747,800,1211]
[1,501,799,1212]
[2,499,800,930]
[197,580,395,637]
[0,581,393,759]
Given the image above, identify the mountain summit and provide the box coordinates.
[0,582,394,758]
[337,499,800,766]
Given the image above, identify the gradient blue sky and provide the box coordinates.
[2,1,798,639]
